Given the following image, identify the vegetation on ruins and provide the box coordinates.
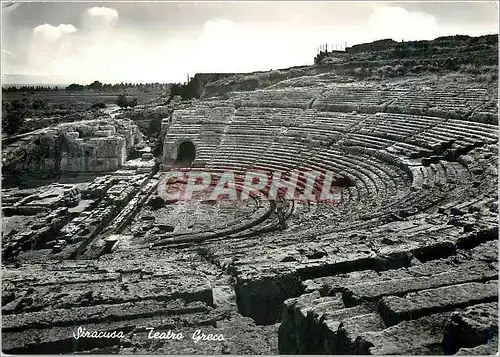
[147,116,162,136]
[2,97,49,135]
[90,102,107,110]
[1,93,115,136]
[116,94,138,108]
[169,81,198,100]
[311,34,498,81]
[199,68,313,98]
[2,100,26,135]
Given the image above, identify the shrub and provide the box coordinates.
[91,102,106,110]
[129,98,138,108]
[116,94,129,108]
[147,117,162,136]
[442,57,458,70]
[66,83,85,91]
[88,81,103,90]
[31,98,46,110]
[477,72,497,83]
[169,82,198,100]
[153,138,163,157]
[2,101,27,136]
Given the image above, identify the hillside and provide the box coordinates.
[194,34,497,98]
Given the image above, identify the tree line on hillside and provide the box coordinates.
[4,80,198,99]
[66,81,168,91]
[2,86,60,93]
[2,81,170,93]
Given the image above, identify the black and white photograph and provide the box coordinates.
[1,1,499,355]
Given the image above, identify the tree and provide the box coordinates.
[31,98,46,110]
[116,95,138,108]
[147,117,162,136]
[88,80,103,90]
[66,83,85,91]
[3,111,24,135]
[129,98,138,108]
[2,101,27,135]
[116,94,129,108]
[169,81,197,101]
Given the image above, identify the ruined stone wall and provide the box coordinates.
[59,136,127,172]
[3,119,142,174]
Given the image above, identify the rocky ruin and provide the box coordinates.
[2,119,142,175]
[1,35,498,354]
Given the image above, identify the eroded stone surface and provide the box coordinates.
[444,302,498,354]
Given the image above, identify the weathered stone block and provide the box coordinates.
[378,281,498,326]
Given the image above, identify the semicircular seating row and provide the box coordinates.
[164,104,497,202]
[165,101,497,163]
[223,82,497,121]
[160,93,498,245]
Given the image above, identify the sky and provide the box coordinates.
[1,1,498,84]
